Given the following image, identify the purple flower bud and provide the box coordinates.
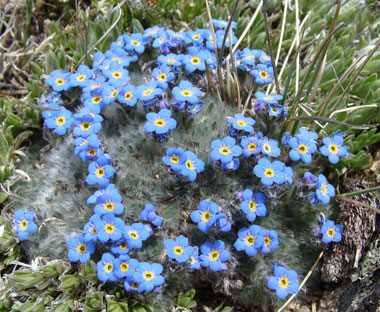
[236,191,244,200]
[158,99,169,110]
[254,101,266,111]
[314,226,321,237]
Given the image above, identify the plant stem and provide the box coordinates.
[338,186,380,197]
[262,0,281,94]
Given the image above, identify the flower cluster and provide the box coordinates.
[282,128,350,165]
[304,172,335,205]
[254,91,286,118]
[162,148,205,182]
[140,203,162,226]
[190,199,231,233]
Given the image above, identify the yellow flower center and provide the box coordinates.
[56,117,65,125]
[279,277,289,288]
[119,241,128,249]
[81,122,91,130]
[144,89,153,96]
[259,71,268,79]
[245,235,255,246]
[77,244,87,254]
[167,58,175,63]
[329,144,338,153]
[248,143,256,151]
[129,230,139,239]
[202,211,211,221]
[155,119,165,127]
[150,29,158,34]
[112,71,121,79]
[249,200,256,211]
[264,168,274,177]
[321,184,327,195]
[174,247,183,255]
[88,148,96,156]
[170,155,179,163]
[20,219,28,229]
[181,90,192,96]
[298,144,307,154]
[96,167,105,177]
[264,96,273,101]
[120,262,129,272]
[264,237,271,246]
[132,40,140,46]
[193,34,201,40]
[263,144,271,152]
[327,229,335,237]
[112,57,121,63]
[159,73,167,81]
[91,226,97,234]
[92,96,102,103]
[144,271,154,280]
[111,90,119,97]
[91,84,100,89]
[77,74,85,81]
[220,147,230,154]
[105,224,115,233]
[189,256,195,263]
[237,120,246,126]
[131,282,139,289]
[105,202,114,211]
[55,78,64,85]
[124,92,132,100]
[247,55,254,60]
[105,263,113,273]
[191,57,200,64]
[186,160,194,169]
[209,251,219,261]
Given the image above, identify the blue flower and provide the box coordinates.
[133,262,165,292]
[144,109,177,135]
[164,235,194,263]
[43,107,73,135]
[125,33,148,54]
[320,134,349,164]
[157,53,183,67]
[320,220,343,244]
[251,64,274,84]
[214,214,231,232]
[162,147,185,169]
[69,65,94,88]
[210,136,242,164]
[172,80,202,104]
[102,81,123,105]
[210,19,237,29]
[46,70,72,92]
[255,91,283,104]
[253,158,286,186]
[261,137,281,157]
[73,112,103,138]
[67,233,95,263]
[136,81,162,106]
[83,76,106,94]
[296,127,318,143]
[111,237,130,255]
[241,135,262,157]
[94,213,124,242]
[227,113,255,133]
[144,26,163,39]
[267,266,299,299]
[187,247,201,269]
[304,172,317,188]
[83,214,101,242]
[240,189,267,222]
[13,210,37,241]
[87,183,121,204]
[241,48,259,66]
[186,101,203,115]
[113,255,139,279]
[124,276,142,292]
[315,174,335,205]
[185,29,207,46]
[97,253,117,282]
[200,240,230,272]
[123,223,150,249]
[268,103,287,118]
[140,203,162,226]
[234,225,264,257]
[175,151,205,182]
[152,66,175,90]
[260,229,279,254]
[221,158,240,171]
[258,50,272,64]
[288,137,317,163]
[102,62,130,86]
[183,47,206,72]
[118,84,138,107]
[190,200,218,233]
[94,193,124,216]
[86,156,114,188]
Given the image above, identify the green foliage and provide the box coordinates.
[177,289,197,309]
